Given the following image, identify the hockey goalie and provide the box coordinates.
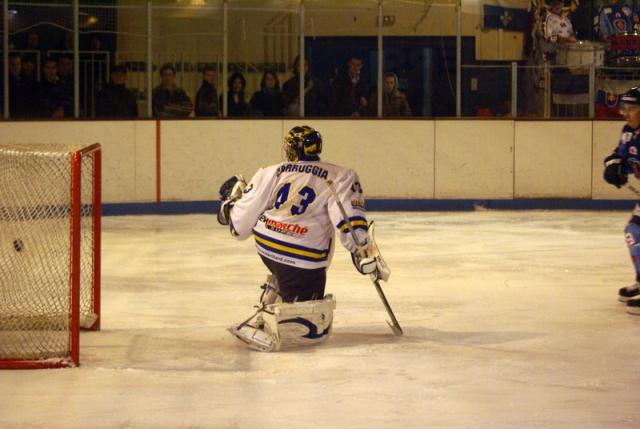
[217,125,390,352]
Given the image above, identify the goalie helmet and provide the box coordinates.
[284,125,322,161]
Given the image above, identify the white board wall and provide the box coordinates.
[0,119,631,203]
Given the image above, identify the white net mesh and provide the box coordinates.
[0,144,99,365]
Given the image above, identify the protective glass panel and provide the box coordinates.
[79,1,146,118]
[7,1,73,118]
[382,0,458,117]
[226,0,299,118]
[151,0,223,119]
[303,0,379,118]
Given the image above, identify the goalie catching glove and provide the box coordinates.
[217,174,247,225]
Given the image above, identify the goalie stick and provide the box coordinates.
[326,179,403,336]
[628,183,640,197]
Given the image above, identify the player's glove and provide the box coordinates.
[351,250,377,276]
[219,175,246,201]
[217,175,246,226]
[603,153,628,188]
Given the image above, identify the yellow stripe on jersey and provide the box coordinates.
[254,234,328,260]
[338,219,368,233]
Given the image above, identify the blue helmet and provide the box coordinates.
[621,87,640,105]
[284,125,322,161]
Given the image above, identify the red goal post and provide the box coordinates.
[0,143,101,369]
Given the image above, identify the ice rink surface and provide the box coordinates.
[2,210,640,429]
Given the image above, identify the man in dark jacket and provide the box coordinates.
[95,65,138,118]
[152,64,193,118]
[195,66,220,117]
[329,54,370,117]
[37,57,72,118]
[282,56,327,117]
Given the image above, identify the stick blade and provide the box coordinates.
[387,321,403,336]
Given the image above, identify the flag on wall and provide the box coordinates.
[482,1,530,32]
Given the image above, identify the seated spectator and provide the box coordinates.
[250,70,284,116]
[369,72,412,117]
[36,57,72,119]
[221,72,250,117]
[194,66,220,117]
[152,64,193,118]
[95,65,138,118]
[330,54,370,117]
[597,0,638,40]
[282,56,327,116]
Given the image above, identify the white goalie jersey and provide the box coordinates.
[228,160,368,269]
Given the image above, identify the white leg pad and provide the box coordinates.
[262,295,336,351]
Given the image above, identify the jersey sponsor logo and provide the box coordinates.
[631,146,638,156]
[259,215,309,237]
[276,163,329,179]
[351,199,365,210]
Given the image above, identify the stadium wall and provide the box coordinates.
[0,119,635,213]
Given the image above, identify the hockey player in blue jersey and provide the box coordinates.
[216,125,389,350]
[604,87,640,315]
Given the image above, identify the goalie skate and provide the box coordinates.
[227,325,276,352]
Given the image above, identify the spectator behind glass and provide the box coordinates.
[330,54,370,117]
[57,54,73,85]
[282,56,327,116]
[8,53,28,118]
[221,72,250,117]
[195,66,220,117]
[21,31,42,75]
[95,65,138,118]
[20,57,39,117]
[25,31,39,50]
[250,70,284,116]
[152,64,193,118]
[37,57,71,119]
[369,72,412,117]
[56,54,74,113]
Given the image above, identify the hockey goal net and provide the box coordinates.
[0,143,101,368]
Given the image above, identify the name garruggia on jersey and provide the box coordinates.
[276,163,329,179]
[229,160,368,269]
